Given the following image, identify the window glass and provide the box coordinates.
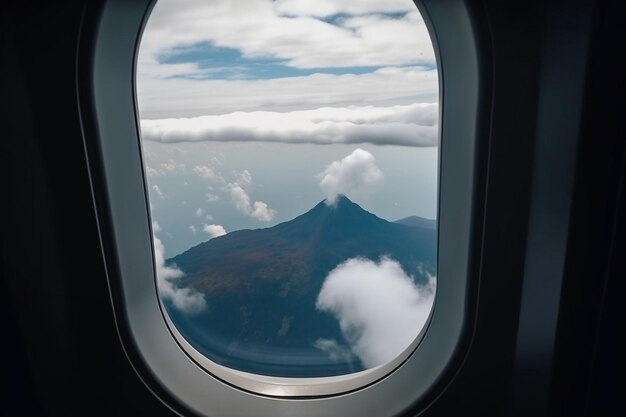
[137,0,438,378]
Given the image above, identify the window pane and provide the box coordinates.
[137,0,438,378]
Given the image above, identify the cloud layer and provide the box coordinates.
[317,148,384,204]
[141,103,438,147]
[316,257,435,368]
[152,222,206,314]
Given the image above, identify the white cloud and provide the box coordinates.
[136,0,438,119]
[140,103,438,147]
[193,164,222,182]
[140,1,433,70]
[195,208,204,217]
[317,148,384,204]
[189,225,198,234]
[152,184,165,199]
[138,68,437,119]
[203,223,226,238]
[153,231,206,314]
[251,201,277,222]
[226,170,277,222]
[316,257,435,369]
[230,185,251,214]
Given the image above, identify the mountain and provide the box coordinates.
[165,195,436,377]
[394,215,437,230]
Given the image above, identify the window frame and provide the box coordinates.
[78,0,485,415]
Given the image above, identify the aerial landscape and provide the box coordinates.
[163,195,436,376]
[137,0,439,377]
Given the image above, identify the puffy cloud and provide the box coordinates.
[189,225,198,234]
[226,170,277,222]
[195,208,204,217]
[140,103,438,147]
[316,257,435,368]
[203,223,226,238]
[251,201,277,222]
[205,193,220,202]
[152,184,165,199]
[230,185,251,214]
[317,148,383,204]
[152,224,206,314]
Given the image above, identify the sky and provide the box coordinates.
[137,0,440,373]
[137,0,439,257]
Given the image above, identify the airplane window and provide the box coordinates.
[136,0,438,380]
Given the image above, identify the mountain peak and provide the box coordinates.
[317,193,353,208]
[309,194,369,217]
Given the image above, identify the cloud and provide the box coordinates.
[152,184,165,199]
[274,0,415,17]
[195,208,204,217]
[146,160,185,177]
[251,201,276,222]
[317,148,383,204]
[203,223,226,238]
[189,225,198,234]
[152,223,206,314]
[160,160,185,174]
[140,103,438,147]
[136,1,438,119]
[140,1,433,70]
[138,66,437,119]
[226,170,277,222]
[316,257,435,369]
[230,185,251,214]
[193,164,223,182]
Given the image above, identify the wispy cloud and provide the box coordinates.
[316,257,435,368]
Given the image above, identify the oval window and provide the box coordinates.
[137,0,438,378]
